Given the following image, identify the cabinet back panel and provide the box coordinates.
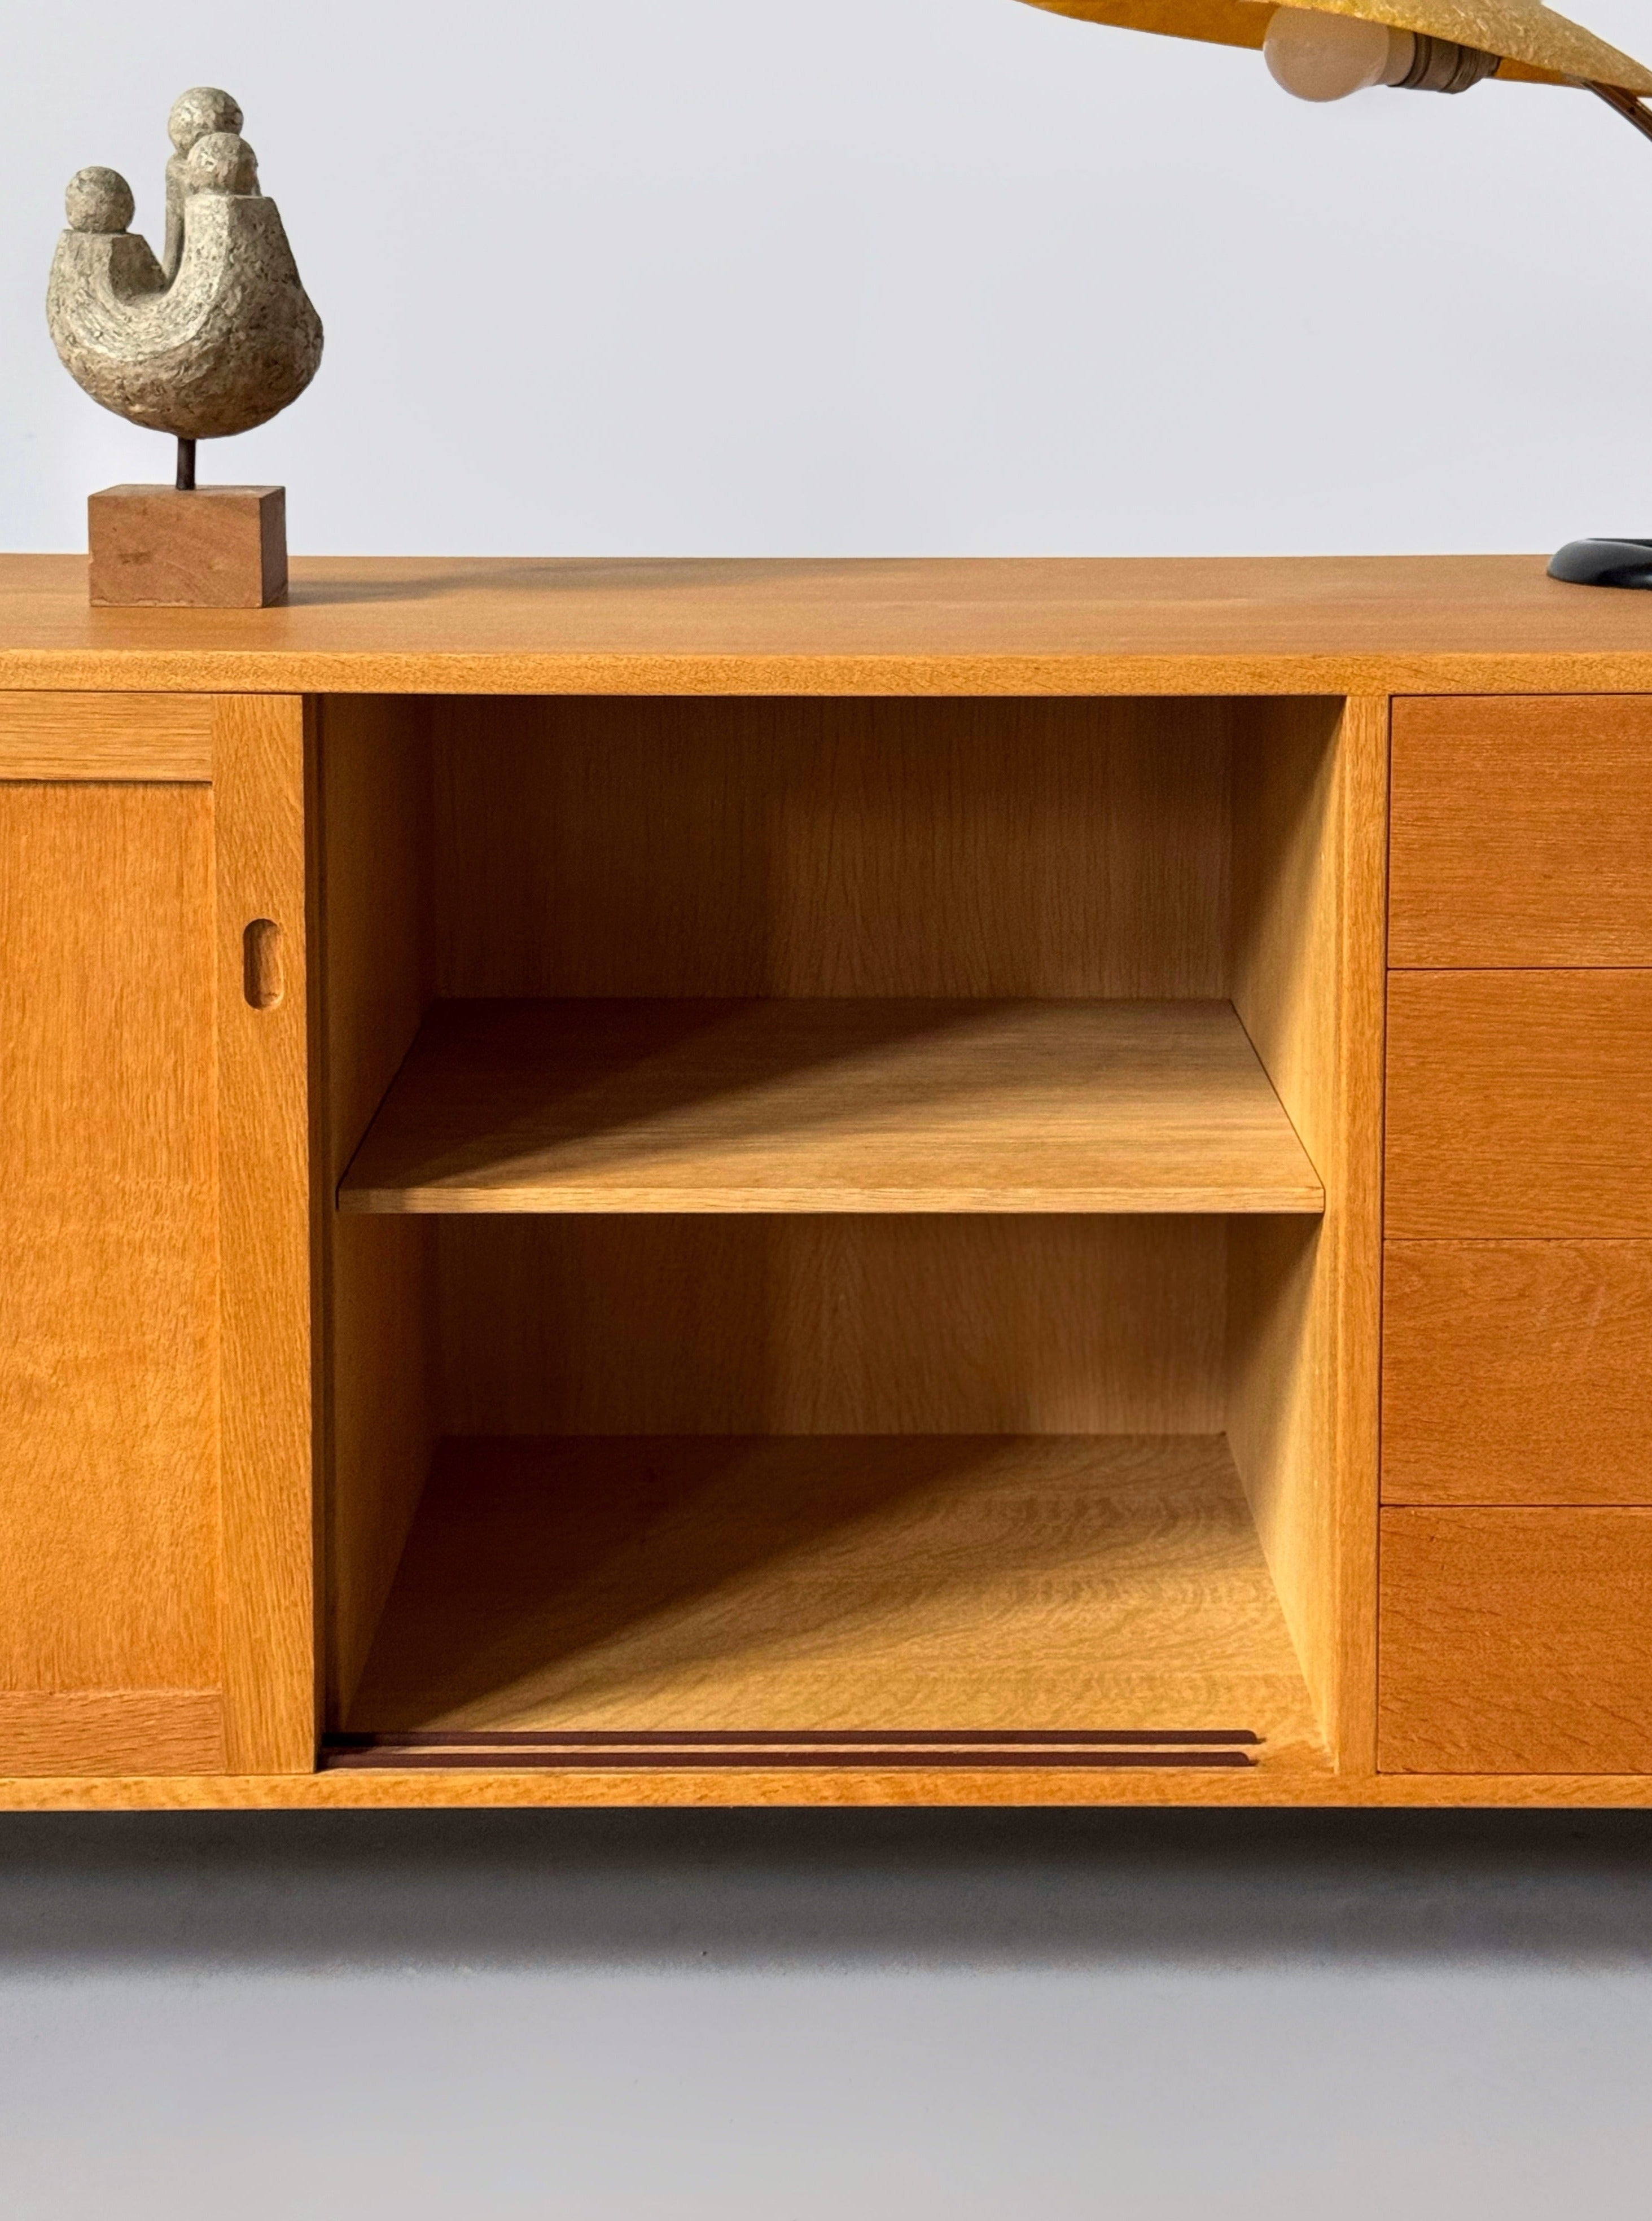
[436,1216,1225,1438]
[430,697,1230,999]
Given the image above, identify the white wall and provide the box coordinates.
[8,0,1652,558]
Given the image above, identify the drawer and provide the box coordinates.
[1379,1509,1652,1772]
[1386,970,1652,1237]
[1391,695,1652,966]
[1383,1242,1652,1504]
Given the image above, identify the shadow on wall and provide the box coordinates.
[0,1808,1649,1972]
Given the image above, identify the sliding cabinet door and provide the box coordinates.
[0,693,314,1775]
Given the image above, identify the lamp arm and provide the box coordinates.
[1588,78,1652,143]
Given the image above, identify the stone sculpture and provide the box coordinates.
[47,89,322,605]
[48,87,322,465]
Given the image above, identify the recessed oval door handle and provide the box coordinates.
[243,918,284,1010]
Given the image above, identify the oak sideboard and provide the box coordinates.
[4,549,1652,1810]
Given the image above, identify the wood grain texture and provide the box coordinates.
[212,695,316,1771]
[1383,1242,1652,1505]
[314,696,436,1723]
[344,1436,1325,1763]
[0,690,212,778]
[436,1216,1226,1437]
[6,554,1652,695]
[339,998,1323,1215]
[1390,695,1652,967]
[1227,698,1388,1771]
[1379,1508,1652,1773]
[0,783,221,1713]
[430,694,1230,998]
[0,1694,224,1776]
[18,1765,1652,1810]
[1386,970,1652,1238]
[89,487,287,610]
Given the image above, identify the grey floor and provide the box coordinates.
[1,1810,1650,2216]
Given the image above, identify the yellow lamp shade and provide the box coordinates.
[1016,0,1652,93]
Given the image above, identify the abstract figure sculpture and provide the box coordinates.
[48,89,322,606]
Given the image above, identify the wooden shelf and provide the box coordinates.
[342,1434,1326,1768]
[338,998,1324,1215]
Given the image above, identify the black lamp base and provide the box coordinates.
[1549,538,1652,588]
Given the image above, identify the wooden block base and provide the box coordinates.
[88,484,287,608]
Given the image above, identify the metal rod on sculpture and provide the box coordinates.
[1589,79,1652,143]
[176,437,196,492]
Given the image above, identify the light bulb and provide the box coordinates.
[1264,7,1416,100]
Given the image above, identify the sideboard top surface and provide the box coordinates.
[5,551,1652,696]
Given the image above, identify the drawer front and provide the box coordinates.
[1379,1509,1652,1772]
[1386,970,1652,1237]
[1391,695,1652,966]
[1383,1242,1652,1504]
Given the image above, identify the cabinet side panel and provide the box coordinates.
[1228,696,1386,1769]
[213,695,316,1771]
[0,782,221,1699]
[430,696,1230,998]
[317,696,436,1723]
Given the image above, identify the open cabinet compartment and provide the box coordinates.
[314,692,1379,1780]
